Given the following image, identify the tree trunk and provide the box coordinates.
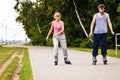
[73,0,93,42]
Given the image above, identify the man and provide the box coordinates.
[89,4,114,65]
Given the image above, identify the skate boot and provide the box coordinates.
[54,56,58,65]
[64,58,71,64]
[103,56,107,65]
[92,57,97,65]
[54,61,58,65]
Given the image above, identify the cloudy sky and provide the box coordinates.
[0,0,29,42]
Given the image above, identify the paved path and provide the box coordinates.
[28,46,120,80]
[5,43,120,80]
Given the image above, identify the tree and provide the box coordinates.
[14,0,120,48]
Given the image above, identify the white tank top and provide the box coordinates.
[94,13,108,34]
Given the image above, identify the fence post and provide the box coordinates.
[115,33,120,56]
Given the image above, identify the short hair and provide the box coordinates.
[98,4,105,9]
[54,12,61,17]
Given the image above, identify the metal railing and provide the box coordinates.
[115,33,120,55]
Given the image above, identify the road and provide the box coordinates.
[28,46,120,80]
[5,43,120,80]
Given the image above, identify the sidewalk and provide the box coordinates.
[28,46,120,80]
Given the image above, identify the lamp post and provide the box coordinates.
[0,19,6,44]
[0,22,3,45]
[6,25,7,44]
[1,23,3,44]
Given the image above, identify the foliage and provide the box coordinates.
[46,38,53,46]
[14,0,120,48]
[69,47,120,58]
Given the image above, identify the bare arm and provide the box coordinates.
[89,14,96,36]
[46,22,54,41]
[106,13,114,35]
[54,21,64,36]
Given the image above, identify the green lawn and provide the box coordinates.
[0,57,18,80]
[0,47,18,67]
[69,47,120,58]
[0,47,34,80]
[20,48,34,80]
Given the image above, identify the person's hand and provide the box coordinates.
[111,31,115,35]
[46,36,49,41]
[89,32,93,37]
[54,34,58,37]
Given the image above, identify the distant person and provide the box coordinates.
[89,4,114,65]
[25,38,27,43]
[46,12,71,65]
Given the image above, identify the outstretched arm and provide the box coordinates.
[106,13,114,35]
[89,14,96,36]
[46,22,53,41]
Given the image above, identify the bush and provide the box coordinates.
[80,38,93,48]
[31,34,46,46]
[70,38,82,47]
[46,38,53,46]
[31,36,41,45]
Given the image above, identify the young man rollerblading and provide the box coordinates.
[89,4,114,65]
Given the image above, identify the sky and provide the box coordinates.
[0,0,29,42]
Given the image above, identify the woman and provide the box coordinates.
[46,12,71,65]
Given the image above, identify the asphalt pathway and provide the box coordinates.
[5,43,120,80]
[28,46,120,80]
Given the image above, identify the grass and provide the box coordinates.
[69,47,120,58]
[17,48,24,55]
[20,48,34,80]
[0,47,34,80]
[0,47,18,67]
[0,57,18,80]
